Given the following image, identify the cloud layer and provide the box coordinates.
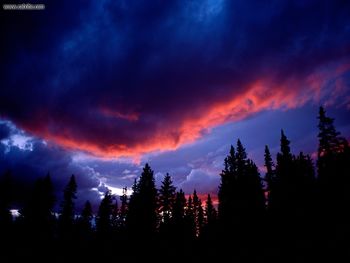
[1,0,350,158]
[0,122,102,211]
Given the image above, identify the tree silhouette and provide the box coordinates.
[264,145,275,198]
[127,163,158,238]
[159,173,176,225]
[205,194,217,225]
[118,187,128,229]
[293,152,316,218]
[171,189,187,240]
[270,130,294,214]
[219,140,265,223]
[316,106,350,260]
[218,145,236,224]
[77,200,93,238]
[317,107,350,213]
[96,190,114,239]
[111,198,119,232]
[192,190,203,237]
[59,174,77,239]
[185,194,196,238]
[20,174,55,241]
[2,106,350,262]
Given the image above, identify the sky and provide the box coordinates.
[1,0,350,210]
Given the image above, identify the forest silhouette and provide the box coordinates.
[0,107,349,262]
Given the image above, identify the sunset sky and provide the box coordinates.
[1,0,350,209]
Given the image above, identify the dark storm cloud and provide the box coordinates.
[1,0,350,158]
[0,122,102,211]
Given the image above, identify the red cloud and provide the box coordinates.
[17,62,349,159]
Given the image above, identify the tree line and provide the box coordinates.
[0,106,349,262]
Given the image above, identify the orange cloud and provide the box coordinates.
[19,62,350,160]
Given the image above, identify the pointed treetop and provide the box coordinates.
[236,139,247,159]
[317,106,347,157]
[264,145,274,175]
[280,129,291,156]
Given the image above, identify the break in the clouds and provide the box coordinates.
[0,121,106,210]
[1,0,350,158]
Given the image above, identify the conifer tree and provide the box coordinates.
[118,187,128,228]
[218,145,236,222]
[80,200,93,232]
[205,194,217,225]
[317,107,350,219]
[59,174,77,238]
[20,174,55,240]
[159,173,176,224]
[193,190,203,237]
[96,190,114,238]
[127,164,158,236]
[111,198,119,231]
[271,130,294,213]
[172,189,186,230]
[77,200,93,240]
[185,195,196,238]
[264,145,275,190]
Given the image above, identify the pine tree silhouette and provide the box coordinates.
[118,187,128,229]
[270,130,294,215]
[111,198,119,232]
[127,163,158,238]
[193,190,204,237]
[77,200,93,239]
[316,107,350,261]
[59,174,77,240]
[171,189,187,240]
[20,174,55,242]
[317,106,350,213]
[96,190,114,239]
[3,106,350,262]
[218,145,236,224]
[185,194,196,239]
[159,173,176,225]
[264,145,275,196]
[205,194,217,225]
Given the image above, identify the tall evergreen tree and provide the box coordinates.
[111,198,119,231]
[317,106,347,159]
[317,106,349,182]
[77,201,93,240]
[193,190,204,237]
[218,145,236,222]
[118,187,128,228]
[172,189,186,232]
[317,106,350,219]
[264,145,275,191]
[294,152,316,217]
[96,190,114,238]
[185,195,196,238]
[59,174,77,238]
[80,201,93,232]
[236,139,247,172]
[159,173,176,224]
[127,164,158,237]
[271,130,294,213]
[20,174,55,240]
[205,194,217,225]
[218,140,265,233]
